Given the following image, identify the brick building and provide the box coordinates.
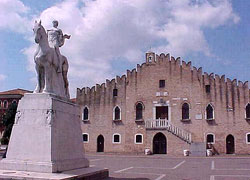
[77,52,250,155]
[0,89,32,136]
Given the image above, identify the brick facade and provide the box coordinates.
[77,52,250,155]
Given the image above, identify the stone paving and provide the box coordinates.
[86,153,250,180]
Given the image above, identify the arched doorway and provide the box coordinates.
[97,135,104,152]
[153,132,167,154]
[226,134,235,154]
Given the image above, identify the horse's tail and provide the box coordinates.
[62,55,70,98]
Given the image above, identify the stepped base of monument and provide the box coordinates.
[0,158,89,173]
[0,167,109,180]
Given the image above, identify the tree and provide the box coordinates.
[1,103,17,145]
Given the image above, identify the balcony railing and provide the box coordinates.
[145,118,170,129]
[145,118,192,144]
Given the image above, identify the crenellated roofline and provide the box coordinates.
[77,52,249,96]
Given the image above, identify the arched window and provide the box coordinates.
[206,133,215,144]
[112,133,121,144]
[246,103,250,119]
[12,100,17,104]
[182,103,189,120]
[135,134,143,144]
[113,106,121,120]
[148,55,152,62]
[136,102,143,120]
[206,104,214,120]
[82,133,89,143]
[113,88,118,97]
[3,100,8,109]
[83,107,89,121]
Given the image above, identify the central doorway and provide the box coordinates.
[97,135,104,152]
[153,132,167,154]
[226,134,235,154]
[156,106,168,119]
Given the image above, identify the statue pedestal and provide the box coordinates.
[0,93,89,173]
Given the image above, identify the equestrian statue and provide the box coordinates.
[33,20,70,99]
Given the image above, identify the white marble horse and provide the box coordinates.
[33,20,70,99]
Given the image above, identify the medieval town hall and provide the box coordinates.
[77,52,250,155]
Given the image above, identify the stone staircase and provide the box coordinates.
[145,119,192,144]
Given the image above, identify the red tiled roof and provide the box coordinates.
[0,89,32,95]
[70,98,76,103]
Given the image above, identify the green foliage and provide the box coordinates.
[1,103,17,145]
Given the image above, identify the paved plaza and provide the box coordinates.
[86,154,250,180]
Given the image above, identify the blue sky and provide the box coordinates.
[0,0,249,97]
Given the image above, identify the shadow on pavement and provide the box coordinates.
[106,178,149,180]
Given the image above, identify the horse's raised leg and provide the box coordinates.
[34,63,41,93]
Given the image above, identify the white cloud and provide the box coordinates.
[153,0,240,56]
[1,0,239,97]
[0,74,7,81]
[0,0,31,34]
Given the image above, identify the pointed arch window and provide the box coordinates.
[83,107,89,121]
[206,104,214,120]
[148,55,153,63]
[136,102,143,120]
[182,103,190,120]
[113,106,121,120]
[246,103,250,119]
[3,100,8,109]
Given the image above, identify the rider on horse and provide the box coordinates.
[47,20,70,73]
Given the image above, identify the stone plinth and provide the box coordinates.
[190,142,206,157]
[0,93,89,173]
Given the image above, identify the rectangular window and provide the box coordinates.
[113,134,120,143]
[246,104,250,119]
[113,89,118,97]
[156,106,168,119]
[247,134,250,144]
[135,134,143,144]
[159,80,165,88]
[207,134,214,144]
[205,85,210,93]
[82,134,88,143]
